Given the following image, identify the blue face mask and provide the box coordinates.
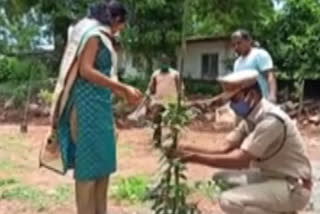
[230,100,251,118]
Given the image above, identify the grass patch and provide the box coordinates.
[0,133,27,152]
[51,184,73,203]
[0,178,72,211]
[111,175,149,204]
[1,184,49,211]
[0,178,19,187]
[0,133,30,173]
[0,160,17,172]
[117,141,133,156]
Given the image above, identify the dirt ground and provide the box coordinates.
[0,120,319,214]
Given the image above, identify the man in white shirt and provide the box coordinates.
[147,56,182,107]
[147,55,183,146]
[231,30,277,103]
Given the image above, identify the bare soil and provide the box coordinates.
[0,114,318,214]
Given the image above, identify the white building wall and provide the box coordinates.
[180,40,233,80]
[118,39,234,80]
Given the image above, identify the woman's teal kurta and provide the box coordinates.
[57,38,116,181]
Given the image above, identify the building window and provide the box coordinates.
[201,53,219,79]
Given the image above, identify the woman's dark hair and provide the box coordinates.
[231,29,252,41]
[89,0,127,25]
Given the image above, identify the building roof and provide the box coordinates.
[185,35,230,44]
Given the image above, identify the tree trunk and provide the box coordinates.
[298,78,305,118]
[145,54,153,75]
[52,16,72,71]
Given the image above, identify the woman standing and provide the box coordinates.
[45,1,142,214]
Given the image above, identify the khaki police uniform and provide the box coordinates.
[215,71,312,214]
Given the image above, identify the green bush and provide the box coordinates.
[184,78,221,96]
[121,72,149,93]
[0,57,11,81]
[0,56,54,106]
[121,73,222,97]
[12,85,28,107]
[0,79,55,107]
[0,56,49,83]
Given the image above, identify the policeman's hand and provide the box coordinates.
[178,145,194,152]
[165,147,193,163]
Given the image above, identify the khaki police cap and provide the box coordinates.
[217,69,259,100]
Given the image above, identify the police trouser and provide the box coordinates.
[75,176,109,214]
[213,170,311,214]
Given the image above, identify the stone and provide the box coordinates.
[29,103,41,117]
[0,112,7,121]
[285,100,298,111]
[308,115,320,124]
[204,113,214,121]
[42,106,51,117]
[4,98,14,110]
[302,120,309,126]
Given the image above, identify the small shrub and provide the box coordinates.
[111,175,149,204]
[37,89,53,106]
[147,101,200,214]
[193,179,233,201]
[12,85,28,107]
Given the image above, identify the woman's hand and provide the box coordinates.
[124,86,143,105]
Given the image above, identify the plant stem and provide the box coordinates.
[173,164,180,214]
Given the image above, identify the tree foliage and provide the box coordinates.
[1,0,95,52]
[0,5,42,52]
[263,0,320,79]
[258,0,320,100]
[1,0,320,96]
[1,0,278,62]
[120,0,185,72]
[185,0,275,37]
